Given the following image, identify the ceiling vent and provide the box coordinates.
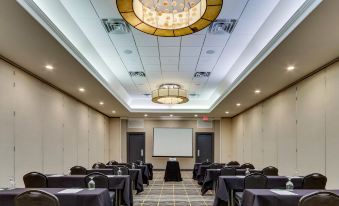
[209,19,237,34]
[101,19,129,34]
[129,71,146,77]
[194,72,211,78]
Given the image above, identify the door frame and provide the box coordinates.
[127,132,146,163]
[195,132,214,163]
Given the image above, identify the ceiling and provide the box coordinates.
[1,0,338,118]
[16,0,321,113]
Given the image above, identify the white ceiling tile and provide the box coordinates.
[134,35,158,46]
[143,64,161,71]
[161,57,179,65]
[204,33,230,47]
[162,65,178,71]
[196,65,213,72]
[141,56,160,65]
[180,57,199,65]
[193,28,208,35]
[179,64,196,71]
[159,47,180,57]
[198,57,218,66]
[181,35,205,46]
[138,47,159,56]
[132,76,148,85]
[146,71,162,80]
[201,47,224,57]
[121,54,143,66]
[158,37,181,46]
[180,47,201,57]
[125,64,144,71]
[116,46,138,57]
[109,33,136,47]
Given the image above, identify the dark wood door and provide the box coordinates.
[195,133,214,163]
[127,132,145,163]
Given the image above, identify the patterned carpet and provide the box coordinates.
[134,171,214,206]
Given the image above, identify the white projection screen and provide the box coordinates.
[153,128,193,157]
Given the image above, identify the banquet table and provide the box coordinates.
[213,176,303,206]
[87,168,144,194]
[241,189,339,206]
[197,164,226,185]
[164,161,182,182]
[0,188,111,206]
[202,169,262,194]
[193,163,202,180]
[46,175,133,206]
[107,164,150,185]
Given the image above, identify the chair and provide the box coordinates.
[227,161,240,167]
[201,161,211,165]
[112,166,129,175]
[15,189,59,206]
[235,173,267,206]
[220,167,236,176]
[107,160,118,165]
[262,166,278,176]
[209,163,224,169]
[92,162,106,169]
[23,172,48,188]
[302,173,327,189]
[85,173,115,205]
[125,163,133,169]
[299,191,339,206]
[240,163,255,169]
[70,166,87,175]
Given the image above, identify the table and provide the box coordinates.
[87,168,144,194]
[196,164,226,185]
[107,164,150,185]
[193,163,202,180]
[202,169,262,194]
[213,176,303,206]
[46,175,133,206]
[0,188,111,206]
[241,189,339,206]
[164,161,182,182]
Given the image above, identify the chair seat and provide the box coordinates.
[235,192,243,206]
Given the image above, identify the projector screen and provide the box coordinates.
[153,128,193,157]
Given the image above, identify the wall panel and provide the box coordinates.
[250,106,264,168]
[77,105,89,168]
[232,115,244,162]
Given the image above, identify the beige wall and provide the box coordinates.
[230,61,339,189]
[0,59,109,187]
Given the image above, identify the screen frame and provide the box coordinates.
[152,127,194,158]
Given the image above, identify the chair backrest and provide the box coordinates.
[240,163,255,169]
[15,190,59,206]
[302,173,327,189]
[220,167,236,176]
[112,166,129,175]
[226,161,240,166]
[23,172,48,188]
[244,173,267,189]
[201,161,211,165]
[107,160,118,165]
[85,172,109,189]
[92,162,106,169]
[70,166,87,175]
[262,166,278,176]
[209,163,224,169]
[125,163,133,169]
[299,191,339,206]
[134,160,143,165]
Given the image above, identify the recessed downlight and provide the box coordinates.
[206,50,215,54]
[194,114,198,117]
[144,114,148,117]
[236,103,241,107]
[124,49,133,54]
[170,114,173,117]
[99,101,104,105]
[225,111,229,114]
[45,65,54,70]
[78,87,85,93]
[112,110,116,114]
[287,66,295,71]
[254,89,261,94]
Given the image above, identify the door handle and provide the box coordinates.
[197,149,200,157]
[141,149,144,157]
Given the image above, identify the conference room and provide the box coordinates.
[1,0,339,205]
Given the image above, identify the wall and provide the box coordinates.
[0,59,109,187]
[230,61,339,189]
[110,119,222,170]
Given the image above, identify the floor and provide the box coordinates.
[134,171,215,206]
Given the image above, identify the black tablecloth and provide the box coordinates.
[242,189,339,206]
[197,164,226,185]
[164,161,182,182]
[87,169,144,194]
[107,164,150,185]
[47,175,133,206]
[193,163,202,180]
[202,169,262,194]
[213,176,303,206]
[0,188,111,206]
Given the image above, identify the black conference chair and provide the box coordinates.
[262,166,278,176]
[85,172,115,205]
[201,161,211,165]
[299,191,339,206]
[125,163,133,169]
[240,163,255,169]
[220,167,237,176]
[15,189,59,206]
[302,173,327,189]
[209,163,224,169]
[112,166,129,175]
[23,172,48,188]
[235,173,267,206]
[227,161,240,167]
[107,160,119,165]
[70,166,87,175]
[92,162,106,169]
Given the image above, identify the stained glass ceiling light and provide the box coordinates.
[116,0,222,37]
[152,84,189,104]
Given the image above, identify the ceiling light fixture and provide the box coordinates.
[206,50,215,54]
[112,110,116,114]
[236,103,241,107]
[170,114,173,117]
[194,114,198,117]
[152,84,188,104]
[45,65,54,70]
[78,87,85,92]
[287,66,295,71]
[124,49,133,54]
[144,114,148,117]
[99,101,104,105]
[254,89,261,94]
[225,111,229,114]
[117,0,223,37]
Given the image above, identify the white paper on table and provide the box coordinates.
[0,188,4,191]
[58,189,83,194]
[237,176,245,178]
[270,189,298,195]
